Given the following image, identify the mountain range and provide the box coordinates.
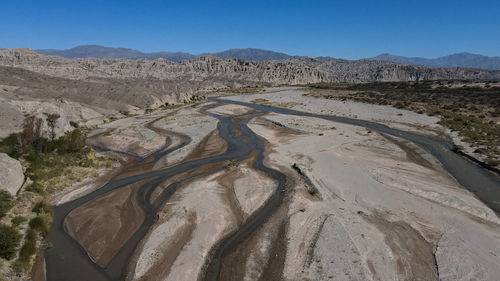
[1,47,499,137]
[371,53,500,71]
[35,45,500,70]
[6,48,500,84]
[36,45,292,62]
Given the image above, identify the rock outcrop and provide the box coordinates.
[1,48,499,83]
[0,48,499,138]
[0,153,24,196]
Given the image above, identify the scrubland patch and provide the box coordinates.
[0,122,115,278]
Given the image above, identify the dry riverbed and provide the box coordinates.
[25,89,500,281]
[246,112,500,280]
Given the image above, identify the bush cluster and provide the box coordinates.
[0,224,21,260]
[12,202,54,273]
[0,191,14,218]
[0,125,93,194]
[13,229,37,273]
[307,81,500,164]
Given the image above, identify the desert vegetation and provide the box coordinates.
[207,86,263,96]
[0,114,114,276]
[12,202,53,272]
[0,223,21,261]
[250,98,302,108]
[306,81,500,166]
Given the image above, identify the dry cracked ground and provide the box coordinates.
[22,88,500,281]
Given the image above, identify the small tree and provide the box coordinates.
[60,128,86,153]
[17,115,44,155]
[46,113,60,141]
[33,117,44,153]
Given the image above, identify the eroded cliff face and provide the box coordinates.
[1,48,499,84]
[1,48,499,138]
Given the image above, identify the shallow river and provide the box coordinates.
[44,98,500,281]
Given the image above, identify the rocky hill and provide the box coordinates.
[201,48,291,61]
[1,47,500,147]
[36,46,500,71]
[35,45,290,62]
[3,48,500,84]
[371,52,500,70]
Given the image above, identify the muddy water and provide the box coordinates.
[45,99,500,281]
[201,115,288,281]
[44,106,287,281]
[213,97,500,215]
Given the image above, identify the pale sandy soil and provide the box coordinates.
[50,111,176,206]
[239,219,282,281]
[247,113,500,281]
[89,112,169,158]
[233,162,276,216]
[206,103,254,116]
[61,107,214,202]
[133,171,238,281]
[50,164,118,205]
[132,156,277,280]
[224,87,498,165]
[222,87,443,137]
[40,93,500,281]
[151,106,219,166]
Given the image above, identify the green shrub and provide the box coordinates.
[0,190,14,218]
[28,217,45,232]
[0,223,21,260]
[69,121,79,128]
[28,213,52,236]
[62,129,86,152]
[26,181,45,194]
[23,137,93,194]
[49,128,86,153]
[0,134,20,158]
[32,201,54,216]
[13,258,31,273]
[11,216,28,226]
[13,229,37,273]
[18,238,36,260]
[3,128,91,195]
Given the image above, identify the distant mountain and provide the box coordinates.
[33,46,500,69]
[38,45,144,59]
[36,45,196,62]
[4,48,500,84]
[371,52,500,70]
[204,48,291,61]
[36,45,292,62]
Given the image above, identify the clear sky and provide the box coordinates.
[1,0,499,59]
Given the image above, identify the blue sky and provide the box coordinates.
[1,0,499,59]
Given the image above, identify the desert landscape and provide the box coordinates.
[1,51,499,280]
[4,2,500,281]
[0,31,499,281]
